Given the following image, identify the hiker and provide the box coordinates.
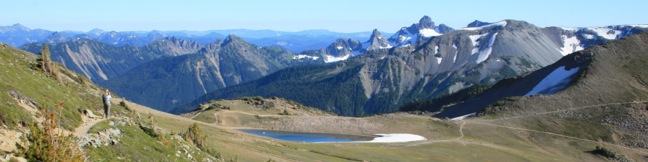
[102,89,112,118]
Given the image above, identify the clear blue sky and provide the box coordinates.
[2,0,647,32]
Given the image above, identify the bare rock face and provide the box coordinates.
[78,127,122,148]
[364,29,392,50]
[105,35,297,112]
[21,37,202,81]
[0,129,23,154]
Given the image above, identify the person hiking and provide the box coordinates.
[102,89,112,118]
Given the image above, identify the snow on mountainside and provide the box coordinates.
[313,18,647,65]
[549,25,647,56]
[558,35,583,55]
[462,21,508,31]
[387,15,455,47]
[194,18,648,116]
[525,66,580,96]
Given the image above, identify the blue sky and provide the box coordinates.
[2,0,647,32]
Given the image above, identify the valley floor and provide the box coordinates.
[74,97,648,162]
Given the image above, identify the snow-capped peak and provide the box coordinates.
[388,16,453,47]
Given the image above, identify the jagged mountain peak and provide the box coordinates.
[417,15,435,28]
[368,29,385,42]
[370,29,382,37]
[388,15,454,47]
[365,29,391,50]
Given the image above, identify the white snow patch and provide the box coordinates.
[582,34,595,39]
[451,113,475,121]
[365,134,427,143]
[630,24,648,28]
[398,35,411,42]
[436,57,442,64]
[525,66,580,96]
[434,46,439,54]
[559,35,584,56]
[462,21,508,31]
[589,27,621,40]
[452,44,458,63]
[475,33,498,64]
[323,54,350,63]
[335,45,344,50]
[292,55,320,60]
[469,33,488,55]
[419,28,442,37]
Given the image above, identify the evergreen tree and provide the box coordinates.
[39,44,59,80]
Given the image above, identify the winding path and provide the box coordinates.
[480,101,648,121]
[73,97,214,138]
[73,118,108,137]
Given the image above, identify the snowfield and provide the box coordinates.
[323,54,350,63]
[559,35,584,56]
[419,28,442,37]
[292,55,320,60]
[451,113,475,121]
[525,66,580,96]
[469,33,488,55]
[589,27,621,40]
[462,21,507,31]
[475,33,498,63]
[365,134,427,143]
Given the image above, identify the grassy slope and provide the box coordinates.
[0,45,217,161]
[86,119,215,162]
[0,44,98,129]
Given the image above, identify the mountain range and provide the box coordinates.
[3,16,647,116]
[0,23,376,52]
[103,35,314,111]
[183,18,647,115]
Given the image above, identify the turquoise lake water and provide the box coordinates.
[241,129,373,143]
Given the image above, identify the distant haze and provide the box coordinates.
[2,0,647,32]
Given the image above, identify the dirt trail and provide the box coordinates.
[73,118,108,137]
[480,101,648,122]
[465,120,648,154]
[73,97,228,138]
